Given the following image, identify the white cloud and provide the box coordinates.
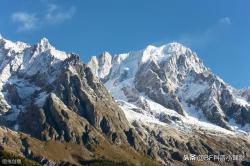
[11,4,76,32]
[45,4,76,24]
[177,17,232,48]
[11,12,38,31]
[219,17,231,25]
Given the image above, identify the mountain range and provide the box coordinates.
[0,35,250,165]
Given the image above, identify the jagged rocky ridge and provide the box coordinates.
[88,43,250,132]
[0,36,157,165]
[0,36,250,165]
[88,43,250,165]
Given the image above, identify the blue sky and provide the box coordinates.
[0,0,249,88]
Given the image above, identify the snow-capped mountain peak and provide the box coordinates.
[0,37,29,54]
[0,37,72,115]
[139,42,208,76]
[88,42,250,134]
[0,37,69,77]
[141,42,189,64]
[88,51,112,79]
[89,42,208,87]
[37,37,53,51]
[1,37,250,166]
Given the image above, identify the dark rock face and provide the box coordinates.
[0,38,153,165]
[4,84,22,105]
[88,43,250,131]
[238,88,250,102]
[0,55,152,164]
[15,56,147,150]
[2,38,250,166]
[124,128,146,151]
[178,70,250,130]
[87,43,250,165]
[130,123,250,165]
[135,62,184,116]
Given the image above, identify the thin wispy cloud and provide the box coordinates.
[46,4,76,24]
[11,12,38,32]
[219,17,231,25]
[177,17,232,48]
[11,4,76,32]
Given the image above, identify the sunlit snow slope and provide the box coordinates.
[88,43,250,135]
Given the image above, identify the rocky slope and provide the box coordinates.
[238,87,250,102]
[0,36,250,165]
[0,36,159,166]
[88,43,250,132]
[89,43,250,165]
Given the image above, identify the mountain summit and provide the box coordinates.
[0,37,158,165]
[0,37,250,165]
[89,43,250,132]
